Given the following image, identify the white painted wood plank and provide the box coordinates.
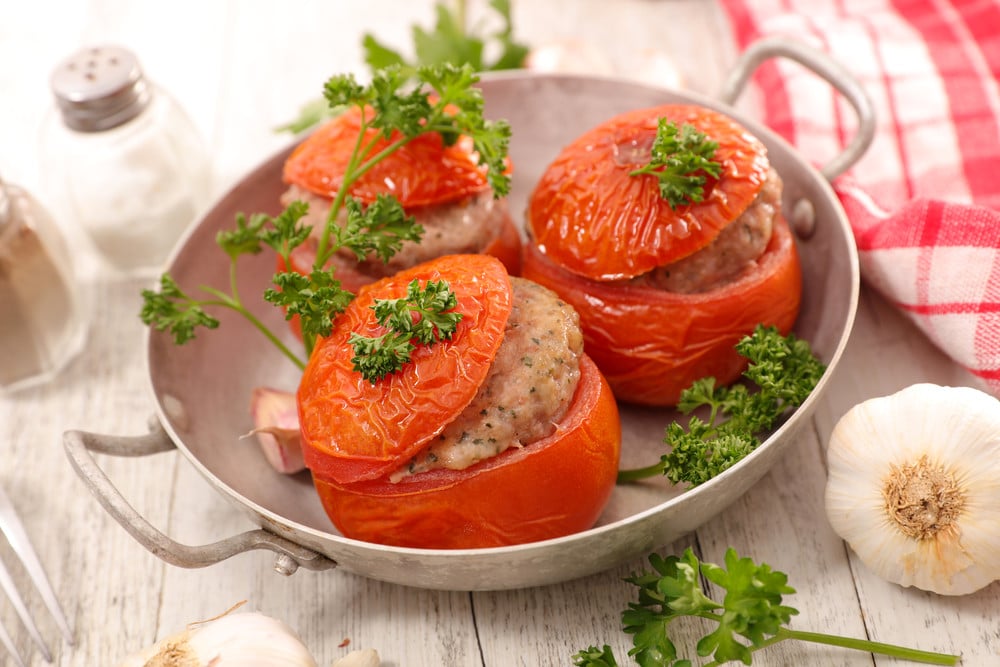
[1,1,998,666]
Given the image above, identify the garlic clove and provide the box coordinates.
[118,610,318,667]
[332,648,381,667]
[825,383,1000,595]
[247,386,305,474]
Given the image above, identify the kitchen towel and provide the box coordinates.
[719,0,1000,396]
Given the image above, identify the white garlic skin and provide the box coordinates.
[332,648,381,667]
[825,383,1000,595]
[248,386,306,474]
[118,611,318,666]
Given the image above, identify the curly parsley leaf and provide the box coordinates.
[574,547,959,666]
[420,62,512,196]
[140,275,220,345]
[617,326,826,487]
[350,279,462,382]
[630,119,722,210]
[335,195,424,264]
[264,269,354,340]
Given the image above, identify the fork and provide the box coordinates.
[0,484,74,666]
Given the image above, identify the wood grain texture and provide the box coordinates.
[1,1,997,665]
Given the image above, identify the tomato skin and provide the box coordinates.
[527,104,769,281]
[522,215,802,407]
[298,255,512,485]
[309,355,621,549]
[283,107,490,208]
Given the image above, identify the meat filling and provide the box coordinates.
[282,186,509,280]
[631,167,783,293]
[390,278,584,481]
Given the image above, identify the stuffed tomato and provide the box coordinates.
[281,106,522,296]
[297,254,621,549]
[523,104,802,406]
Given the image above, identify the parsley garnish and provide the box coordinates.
[629,119,722,210]
[572,548,959,666]
[617,326,826,487]
[141,63,509,374]
[349,279,462,383]
[279,1,529,135]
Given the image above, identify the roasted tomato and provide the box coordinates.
[280,106,522,295]
[524,104,802,406]
[297,254,621,549]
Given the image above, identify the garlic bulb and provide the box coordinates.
[118,609,318,666]
[825,383,1000,595]
[332,648,381,667]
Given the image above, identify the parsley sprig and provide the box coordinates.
[573,548,960,666]
[349,279,462,383]
[617,326,826,487]
[630,119,722,210]
[280,1,529,135]
[141,63,509,373]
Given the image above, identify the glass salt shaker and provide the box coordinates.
[0,176,87,393]
[40,45,210,277]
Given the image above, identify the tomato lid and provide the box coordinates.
[298,254,513,484]
[527,104,770,281]
[283,106,491,208]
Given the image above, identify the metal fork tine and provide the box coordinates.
[0,556,51,662]
[0,484,74,649]
[0,617,27,667]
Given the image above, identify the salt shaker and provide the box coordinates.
[0,176,87,393]
[40,45,210,277]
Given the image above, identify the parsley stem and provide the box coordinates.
[777,628,960,665]
[616,461,664,483]
[199,286,307,371]
[313,121,417,268]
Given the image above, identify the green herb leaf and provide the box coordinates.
[362,0,529,76]
[419,62,512,196]
[139,275,220,345]
[630,119,722,210]
[412,3,485,69]
[335,195,424,264]
[274,97,340,135]
[572,645,620,667]
[617,325,827,487]
[264,269,355,340]
[575,547,959,666]
[350,279,462,382]
[361,34,408,72]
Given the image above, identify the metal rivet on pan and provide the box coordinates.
[273,553,299,576]
[791,198,816,239]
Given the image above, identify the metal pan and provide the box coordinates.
[64,38,872,591]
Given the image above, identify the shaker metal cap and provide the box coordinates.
[50,45,152,132]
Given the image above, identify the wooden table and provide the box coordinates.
[1,1,997,665]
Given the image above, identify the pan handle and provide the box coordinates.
[718,37,875,182]
[62,422,337,576]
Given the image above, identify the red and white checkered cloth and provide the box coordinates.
[719,0,1000,395]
